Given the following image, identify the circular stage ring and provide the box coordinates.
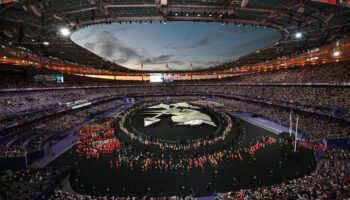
[118,101,233,151]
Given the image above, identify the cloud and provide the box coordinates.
[82,31,143,64]
[82,30,182,66]
[73,23,280,71]
[72,28,98,41]
[218,32,280,58]
[203,61,219,66]
[170,35,211,49]
[141,54,172,65]
[236,33,280,49]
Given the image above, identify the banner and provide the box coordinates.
[0,0,15,4]
[314,0,350,6]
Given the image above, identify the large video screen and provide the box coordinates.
[150,73,164,83]
[34,74,64,83]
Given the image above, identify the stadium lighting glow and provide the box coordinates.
[333,51,341,57]
[59,27,71,37]
[295,32,303,39]
[43,41,50,46]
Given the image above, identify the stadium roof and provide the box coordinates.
[0,0,349,72]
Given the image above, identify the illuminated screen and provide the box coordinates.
[56,75,64,83]
[150,74,163,83]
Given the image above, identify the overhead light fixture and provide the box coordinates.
[332,51,341,57]
[43,41,50,46]
[295,32,303,39]
[59,27,71,37]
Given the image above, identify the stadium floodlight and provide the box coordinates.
[295,32,303,39]
[43,41,50,46]
[59,27,71,37]
[332,51,341,57]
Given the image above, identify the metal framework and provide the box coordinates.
[0,0,349,72]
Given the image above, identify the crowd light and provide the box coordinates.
[332,51,341,57]
[295,32,303,39]
[59,27,71,37]
[43,41,50,46]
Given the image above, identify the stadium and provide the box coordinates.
[0,0,349,199]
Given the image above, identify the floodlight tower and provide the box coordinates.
[190,62,193,80]
[140,62,144,81]
[165,63,169,71]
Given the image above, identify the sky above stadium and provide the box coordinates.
[71,21,281,71]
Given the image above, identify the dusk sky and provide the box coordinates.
[71,21,281,71]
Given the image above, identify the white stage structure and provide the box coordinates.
[143,102,216,127]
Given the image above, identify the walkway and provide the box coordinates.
[232,112,303,139]
[35,103,133,168]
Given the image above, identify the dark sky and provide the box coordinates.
[71,21,281,71]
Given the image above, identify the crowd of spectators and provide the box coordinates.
[216,148,350,199]
[138,96,350,142]
[173,85,350,113]
[0,60,349,199]
[212,97,350,141]
[0,167,68,200]
[0,99,125,158]
[0,147,25,158]
[1,61,349,89]
[188,61,350,84]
